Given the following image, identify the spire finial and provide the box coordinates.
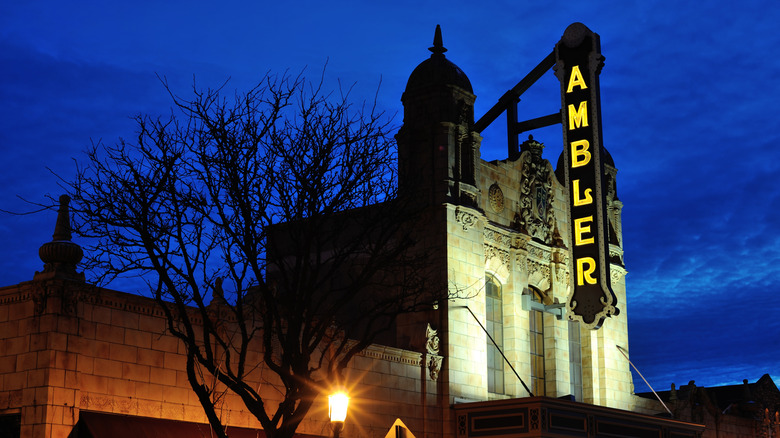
[52,194,73,241]
[36,194,84,281]
[428,24,447,55]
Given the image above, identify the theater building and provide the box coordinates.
[3,23,772,438]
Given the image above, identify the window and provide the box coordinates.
[568,320,583,401]
[485,276,504,394]
[0,414,20,438]
[529,289,545,396]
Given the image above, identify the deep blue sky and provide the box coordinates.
[1,1,778,394]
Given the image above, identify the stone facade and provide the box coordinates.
[394,26,635,414]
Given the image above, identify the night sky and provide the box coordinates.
[1,1,778,394]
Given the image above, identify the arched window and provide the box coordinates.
[485,275,504,394]
[529,288,545,396]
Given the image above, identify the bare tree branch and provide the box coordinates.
[63,71,448,438]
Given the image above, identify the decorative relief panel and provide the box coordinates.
[484,228,511,247]
[516,138,557,244]
[515,254,527,275]
[528,260,552,295]
[455,207,480,231]
[610,266,627,285]
[556,264,570,284]
[484,244,511,270]
[609,244,624,266]
[488,183,505,213]
[425,323,443,381]
[527,260,551,285]
[426,323,440,355]
[528,245,551,262]
[512,236,529,251]
[553,251,571,289]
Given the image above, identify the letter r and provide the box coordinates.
[576,257,597,286]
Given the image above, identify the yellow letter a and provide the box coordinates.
[567,66,588,93]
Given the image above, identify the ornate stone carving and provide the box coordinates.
[484,228,510,247]
[512,236,528,250]
[425,323,443,381]
[515,254,527,274]
[528,245,551,262]
[516,137,556,244]
[426,323,440,355]
[557,266,571,289]
[455,207,479,231]
[427,355,443,381]
[610,266,627,285]
[528,260,551,286]
[552,250,571,287]
[609,245,625,266]
[488,183,504,213]
[485,244,510,270]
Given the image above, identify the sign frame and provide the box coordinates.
[555,22,619,329]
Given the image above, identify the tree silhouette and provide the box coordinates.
[65,72,444,438]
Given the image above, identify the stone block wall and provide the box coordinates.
[0,281,436,438]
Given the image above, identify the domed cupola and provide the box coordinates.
[400,25,476,129]
[404,25,472,95]
[397,25,480,206]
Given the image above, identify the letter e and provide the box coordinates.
[574,216,595,246]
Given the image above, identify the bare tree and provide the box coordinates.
[64,72,444,438]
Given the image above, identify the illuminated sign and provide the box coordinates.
[555,23,618,328]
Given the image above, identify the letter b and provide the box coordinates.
[570,140,591,168]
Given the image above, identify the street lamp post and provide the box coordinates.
[328,392,349,438]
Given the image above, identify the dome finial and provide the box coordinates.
[429,24,447,55]
[35,194,84,281]
[52,194,73,241]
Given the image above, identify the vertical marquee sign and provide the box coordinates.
[555,23,619,328]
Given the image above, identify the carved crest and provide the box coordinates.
[488,183,505,213]
[517,137,555,244]
[455,207,480,231]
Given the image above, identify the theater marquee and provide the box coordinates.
[555,23,619,328]
[473,22,619,329]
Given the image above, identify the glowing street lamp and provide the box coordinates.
[328,392,349,438]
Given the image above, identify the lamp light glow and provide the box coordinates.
[328,392,349,423]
